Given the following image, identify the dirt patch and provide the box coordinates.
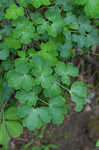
[44,112,92,150]
[44,111,99,150]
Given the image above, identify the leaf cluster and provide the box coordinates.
[0,0,98,147]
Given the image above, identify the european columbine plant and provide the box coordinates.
[0,0,99,149]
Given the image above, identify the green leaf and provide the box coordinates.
[61,76,70,85]
[5,4,24,20]
[32,0,51,8]
[5,107,19,120]
[30,55,51,69]
[30,12,43,25]
[15,58,30,74]
[74,0,99,18]
[1,59,13,71]
[45,7,64,37]
[56,0,73,11]
[47,21,63,37]
[19,106,51,130]
[7,70,34,91]
[0,0,15,21]
[59,41,72,59]
[72,34,86,48]
[55,62,78,85]
[85,0,99,18]
[17,0,30,7]
[65,63,79,77]
[16,90,38,106]
[49,96,67,124]
[17,0,51,8]
[38,41,58,65]
[22,108,43,130]
[85,30,99,47]
[34,68,53,88]
[74,0,88,5]
[17,51,26,58]
[6,121,23,137]
[49,96,65,107]
[56,62,78,77]
[12,17,35,44]
[70,81,87,112]
[37,107,51,123]
[44,80,62,97]
[0,49,9,60]
[45,7,61,22]
[36,75,53,89]
[0,81,13,103]
[37,20,49,34]
[96,139,99,147]
[78,16,93,34]
[4,36,21,49]
[0,44,9,60]
[64,12,79,30]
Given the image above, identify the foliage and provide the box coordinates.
[0,0,99,149]
[0,107,23,148]
[70,81,87,112]
[96,139,99,147]
[74,0,99,18]
[5,4,24,20]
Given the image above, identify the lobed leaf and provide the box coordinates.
[5,4,24,20]
[70,81,87,112]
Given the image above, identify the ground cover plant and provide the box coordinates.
[0,0,99,149]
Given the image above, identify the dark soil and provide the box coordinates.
[44,112,97,150]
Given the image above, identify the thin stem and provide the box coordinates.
[38,98,49,106]
[56,81,70,93]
